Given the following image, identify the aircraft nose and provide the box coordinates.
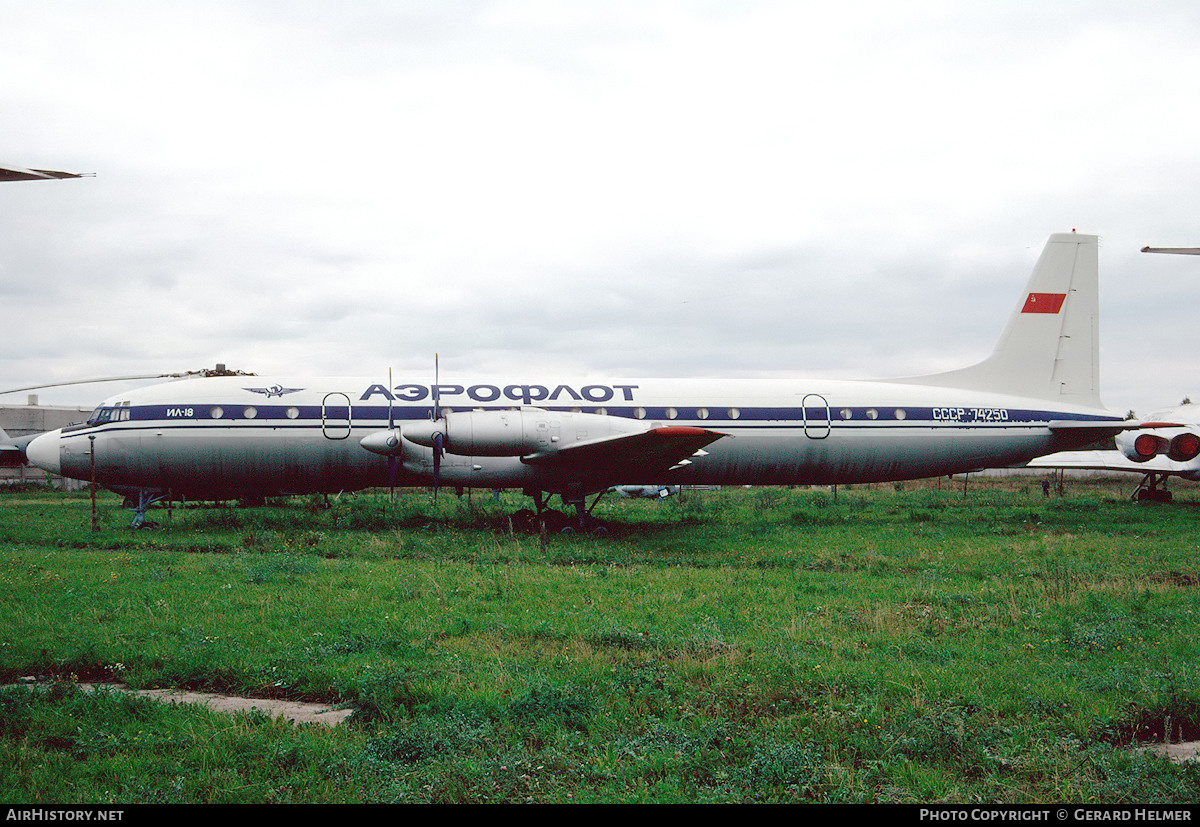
[25,429,62,475]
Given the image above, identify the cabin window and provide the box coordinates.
[594,407,607,415]
[727,408,740,419]
[894,409,907,420]
[286,407,299,419]
[666,407,678,420]
[634,407,647,419]
[210,407,224,419]
[840,408,853,419]
[696,408,709,420]
[243,407,257,419]
[865,408,879,420]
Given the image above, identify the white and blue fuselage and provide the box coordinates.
[28,373,1119,499]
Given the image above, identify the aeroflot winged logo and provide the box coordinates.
[244,385,305,398]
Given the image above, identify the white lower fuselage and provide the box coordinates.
[31,375,1119,499]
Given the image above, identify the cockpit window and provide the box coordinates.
[86,405,131,425]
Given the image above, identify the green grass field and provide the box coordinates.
[2,477,1199,803]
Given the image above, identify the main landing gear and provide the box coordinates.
[508,489,611,535]
[1132,472,1174,503]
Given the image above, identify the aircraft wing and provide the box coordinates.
[1026,450,1199,477]
[521,426,726,480]
[1141,246,1200,255]
[0,164,88,182]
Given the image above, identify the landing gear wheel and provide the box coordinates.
[1135,488,1173,503]
[510,509,535,531]
[562,513,610,536]
[1133,473,1173,503]
[540,510,569,533]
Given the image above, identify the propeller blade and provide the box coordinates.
[432,431,444,502]
[387,368,394,429]
[433,353,440,421]
[387,368,396,499]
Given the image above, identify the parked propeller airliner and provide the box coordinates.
[1027,400,1200,502]
[25,233,1144,529]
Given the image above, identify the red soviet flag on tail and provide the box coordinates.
[1021,293,1067,313]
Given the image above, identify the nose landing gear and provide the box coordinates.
[122,489,167,528]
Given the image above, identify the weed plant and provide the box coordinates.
[2,478,1199,803]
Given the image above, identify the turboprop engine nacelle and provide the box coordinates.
[363,408,649,458]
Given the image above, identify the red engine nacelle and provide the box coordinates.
[1131,432,1164,461]
[1168,432,1200,462]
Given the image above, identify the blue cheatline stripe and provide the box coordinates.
[61,404,1123,441]
[108,400,1128,422]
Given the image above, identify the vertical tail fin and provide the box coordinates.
[900,232,1103,408]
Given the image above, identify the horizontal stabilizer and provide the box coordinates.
[1047,419,1182,431]
[1047,420,1135,432]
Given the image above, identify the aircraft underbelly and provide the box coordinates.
[423,426,1057,488]
[669,427,1053,485]
[69,428,396,497]
[59,418,1064,498]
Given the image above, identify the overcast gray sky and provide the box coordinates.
[4,0,1200,415]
